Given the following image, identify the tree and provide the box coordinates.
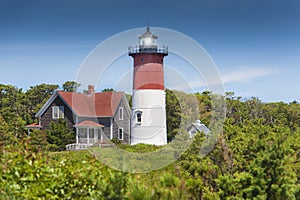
[46,119,75,151]
[247,130,298,199]
[101,88,115,92]
[0,115,16,148]
[28,129,49,152]
[195,91,212,125]
[0,84,27,137]
[25,83,59,122]
[166,89,181,142]
[62,81,81,92]
[179,132,222,199]
[125,94,132,108]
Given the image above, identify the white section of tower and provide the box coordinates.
[131,90,167,145]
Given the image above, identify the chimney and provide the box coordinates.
[87,85,95,95]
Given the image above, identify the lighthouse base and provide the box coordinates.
[131,90,167,146]
[131,126,167,145]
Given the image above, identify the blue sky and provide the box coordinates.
[0,0,299,102]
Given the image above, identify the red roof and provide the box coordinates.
[58,91,123,117]
[25,123,42,128]
[74,120,104,127]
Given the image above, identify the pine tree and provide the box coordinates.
[46,119,75,151]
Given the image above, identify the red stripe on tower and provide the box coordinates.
[133,62,164,90]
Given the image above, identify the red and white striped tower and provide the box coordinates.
[128,27,168,145]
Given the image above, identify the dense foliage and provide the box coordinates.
[62,81,81,92]
[46,119,76,151]
[0,82,300,199]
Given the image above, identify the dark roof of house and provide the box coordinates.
[35,91,125,118]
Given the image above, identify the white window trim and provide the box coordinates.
[118,127,123,140]
[52,106,64,119]
[119,107,123,120]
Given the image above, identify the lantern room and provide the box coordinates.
[139,27,158,49]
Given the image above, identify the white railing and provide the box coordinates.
[66,143,91,151]
[128,45,168,54]
[66,141,115,151]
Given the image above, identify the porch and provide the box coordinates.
[66,120,108,151]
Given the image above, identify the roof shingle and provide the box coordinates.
[58,91,124,117]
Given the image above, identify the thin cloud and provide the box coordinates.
[222,67,275,84]
[166,67,276,91]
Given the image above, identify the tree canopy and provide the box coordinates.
[62,81,81,92]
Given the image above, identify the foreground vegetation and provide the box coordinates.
[1,123,299,199]
[0,82,300,199]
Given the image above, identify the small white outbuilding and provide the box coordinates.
[187,119,210,138]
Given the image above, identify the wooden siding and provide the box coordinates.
[113,97,131,144]
[40,96,75,130]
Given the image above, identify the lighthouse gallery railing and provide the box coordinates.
[128,45,168,54]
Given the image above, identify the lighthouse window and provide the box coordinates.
[136,112,142,123]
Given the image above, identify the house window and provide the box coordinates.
[136,112,142,123]
[52,106,64,119]
[118,127,123,140]
[119,107,123,120]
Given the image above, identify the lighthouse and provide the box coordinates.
[128,27,168,145]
